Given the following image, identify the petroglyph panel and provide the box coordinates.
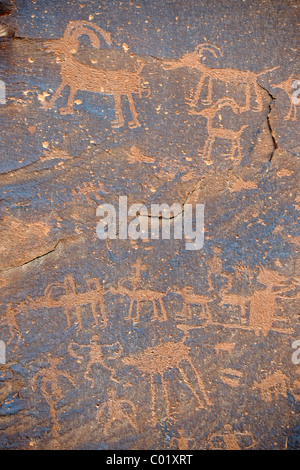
[0,0,299,450]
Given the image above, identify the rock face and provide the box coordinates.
[0,0,299,450]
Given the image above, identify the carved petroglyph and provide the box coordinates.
[254,371,288,403]
[214,342,236,355]
[272,75,299,121]
[173,286,213,324]
[208,424,256,450]
[110,259,167,322]
[219,274,249,325]
[31,358,75,441]
[0,302,23,348]
[189,98,248,165]
[163,43,278,112]
[126,146,156,164]
[97,389,138,436]
[249,267,292,336]
[69,336,122,388]
[214,267,293,337]
[122,325,211,421]
[44,21,149,128]
[220,368,243,388]
[24,275,107,330]
[171,429,196,450]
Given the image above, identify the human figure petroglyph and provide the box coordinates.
[171,429,196,450]
[0,302,23,348]
[97,389,138,436]
[44,21,149,128]
[272,75,299,121]
[249,267,292,336]
[189,98,248,165]
[23,274,107,331]
[68,335,122,388]
[122,324,211,421]
[208,424,256,450]
[163,43,278,112]
[31,358,75,440]
[172,286,213,323]
[254,371,288,403]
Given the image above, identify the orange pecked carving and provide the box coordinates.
[44,21,149,128]
[97,389,138,436]
[189,98,247,165]
[163,43,278,112]
[122,324,211,421]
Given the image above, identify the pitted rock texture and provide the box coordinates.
[0,0,299,450]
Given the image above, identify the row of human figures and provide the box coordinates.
[41,20,299,166]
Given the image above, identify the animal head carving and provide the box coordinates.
[163,43,222,70]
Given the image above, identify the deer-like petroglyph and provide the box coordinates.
[97,389,138,436]
[23,275,107,331]
[122,324,211,421]
[189,98,248,165]
[272,75,299,121]
[31,357,76,441]
[44,21,149,128]
[163,43,278,112]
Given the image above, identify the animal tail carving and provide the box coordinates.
[194,43,222,59]
[257,66,279,77]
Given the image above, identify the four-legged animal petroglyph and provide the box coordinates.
[189,98,247,165]
[97,389,138,436]
[172,286,213,323]
[31,357,76,441]
[122,324,211,421]
[45,20,149,128]
[219,275,249,325]
[24,275,107,331]
[272,75,299,121]
[163,43,278,112]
